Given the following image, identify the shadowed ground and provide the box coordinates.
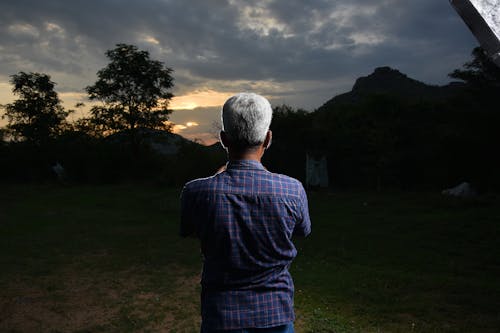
[0,184,499,332]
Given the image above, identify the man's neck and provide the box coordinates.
[227,147,264,162]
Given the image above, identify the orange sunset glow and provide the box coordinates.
[170,90,235,110]
[172,121,199,133]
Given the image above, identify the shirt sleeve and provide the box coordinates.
[180,185,196,237]
[293,184,311,237]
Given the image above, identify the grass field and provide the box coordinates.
[0,184,499,332]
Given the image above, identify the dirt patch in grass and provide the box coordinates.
[0,258,201,332]
[1,274,119,332]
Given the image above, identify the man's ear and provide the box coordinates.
[219,130,229,149]
[263,130,272,149]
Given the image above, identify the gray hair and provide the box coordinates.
[221,92,272,148]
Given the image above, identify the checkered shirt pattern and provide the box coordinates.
[180,159,311,330]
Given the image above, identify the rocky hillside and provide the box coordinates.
[317,66,465,111]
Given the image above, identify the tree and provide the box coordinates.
[1,72,70,144]
[449,47,500,91]
[85,44,174,135]
[0,127,6,144]
[448,47,500,190]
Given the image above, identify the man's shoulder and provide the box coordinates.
[259,170,306,197]
[265,170,302,186]
[182,169,306,198]
[182,174,220,193]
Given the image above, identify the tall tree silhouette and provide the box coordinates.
[449,47,500,91]
[2,72,70,144]
[86,44,174,136]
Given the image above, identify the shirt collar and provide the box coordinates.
[226,159,266,171]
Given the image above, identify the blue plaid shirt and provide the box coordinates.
[180,159,311,330]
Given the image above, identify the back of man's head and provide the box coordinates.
[221,93,272,149]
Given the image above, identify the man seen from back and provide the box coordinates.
[180,92,311,333]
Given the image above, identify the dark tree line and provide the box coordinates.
[266,47,500,191]
[1,46,499,189]
[0,44,186,183]
[2,44,175,141]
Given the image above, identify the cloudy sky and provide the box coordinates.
[0,0,478,144]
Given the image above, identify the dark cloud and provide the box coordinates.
[0,0,478,110]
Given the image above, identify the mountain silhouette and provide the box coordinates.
[317,66,465,111]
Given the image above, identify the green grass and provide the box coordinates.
[0,185,499,332]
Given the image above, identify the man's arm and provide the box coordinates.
[293,184,311,237]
